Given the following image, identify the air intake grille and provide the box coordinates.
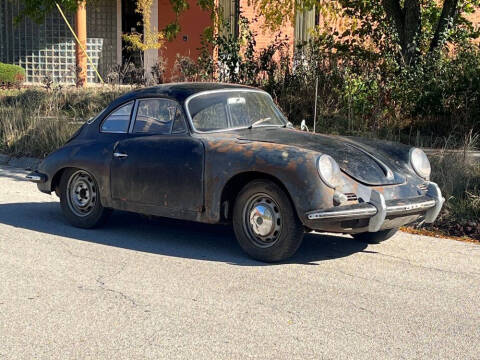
[418,183,429,192]
[344,193,358,201]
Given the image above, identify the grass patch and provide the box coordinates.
[424,139,480,240]
[0,87,129,157]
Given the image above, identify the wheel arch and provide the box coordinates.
[219,171,299,222]
[50,167,72,196]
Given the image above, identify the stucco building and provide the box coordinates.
[1,1,477,84]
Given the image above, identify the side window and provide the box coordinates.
[101,102,133,133]
[192,102,228,131]
[133,99,181,135]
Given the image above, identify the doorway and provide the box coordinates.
[121,0,143,69]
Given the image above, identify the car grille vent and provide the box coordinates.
[418,183,429,192]
[344,193,358,201]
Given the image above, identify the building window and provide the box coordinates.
[295,6,316,46]
[219,0,239,38]
[0,0,117,84]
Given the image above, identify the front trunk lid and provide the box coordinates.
[232,128,405,186]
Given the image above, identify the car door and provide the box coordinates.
[109,98,204,217]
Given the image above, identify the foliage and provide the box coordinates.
[248,0,480,64]
[16,0,81,23]
[123,0,165,52]
[172,55,201,82]
[0,63,25,87]
[428,132,480,238]
[0,87,129,157]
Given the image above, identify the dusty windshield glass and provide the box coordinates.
[188,91,286,132]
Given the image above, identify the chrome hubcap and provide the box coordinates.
[243,194,282,248]
[67,171,97,217]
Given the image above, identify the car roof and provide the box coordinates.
[113,82,260,105]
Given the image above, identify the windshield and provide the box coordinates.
[187,90,287,132]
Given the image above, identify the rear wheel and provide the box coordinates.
[233,180,304,262]
[352,228,399,244]
[59,168,111,228]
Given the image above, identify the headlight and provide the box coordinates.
[410,148,431,180]
[317,154,341,188]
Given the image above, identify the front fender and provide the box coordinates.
[202,138,335,223]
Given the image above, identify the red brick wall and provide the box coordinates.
[239,0,295,56]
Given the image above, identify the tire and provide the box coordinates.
[352,228,399,244]
[59,168,112,229]
[233,180,304,262]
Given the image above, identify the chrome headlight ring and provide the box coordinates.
[317,154,341,188]
[410,148,431,180]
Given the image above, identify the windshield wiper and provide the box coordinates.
[247,117,272,129]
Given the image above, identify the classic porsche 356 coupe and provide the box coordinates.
[27,83,444,262]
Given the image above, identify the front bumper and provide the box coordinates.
[305,182,445,233]
[26,171,48,183]
[26,171,51,194]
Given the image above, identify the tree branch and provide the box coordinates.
[430,0,460,52]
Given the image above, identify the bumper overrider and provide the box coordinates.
[26,171,48,183]
[306,182,445,232]
[26,171,51,194]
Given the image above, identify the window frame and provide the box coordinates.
[128,97,189,136]
[99,101,135,134]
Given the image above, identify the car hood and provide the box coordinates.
[226,128,407,186]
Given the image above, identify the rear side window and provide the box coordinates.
[101,102,133,133]
[133,98,186,135]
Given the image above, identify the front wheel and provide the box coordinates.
[352,228,399,244]
[59,168,112,228]
[233,180,304,262]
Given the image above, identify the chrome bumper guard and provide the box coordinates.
[306,182,445,232]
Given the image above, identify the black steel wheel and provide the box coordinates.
[233,180,304,262]
[59,168,111,228]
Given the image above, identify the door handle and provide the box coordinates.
[113,152,128,159]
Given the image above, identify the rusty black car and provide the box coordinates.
[27,83,444,262]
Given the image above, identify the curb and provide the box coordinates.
[0,153,42,170]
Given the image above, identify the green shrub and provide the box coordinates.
[0,63,25,86]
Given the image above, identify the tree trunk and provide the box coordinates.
[382,0,405,47]
[430,0,460,52]
[403,0,421,64]
[382,0,421,64]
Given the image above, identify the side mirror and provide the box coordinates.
[300,120,309,132]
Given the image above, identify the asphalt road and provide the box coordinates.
[0,165,479,359]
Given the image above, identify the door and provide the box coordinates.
[110,98,204,215]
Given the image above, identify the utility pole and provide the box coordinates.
[75,1,87,87]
